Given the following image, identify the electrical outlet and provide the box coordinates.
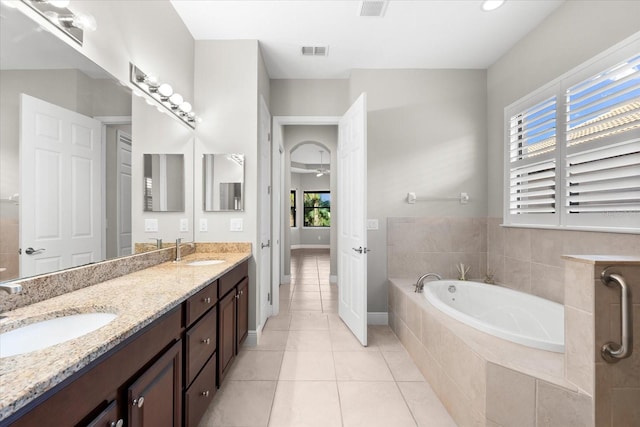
[199,218,208,232]
[180,218,189,232]
[144,219,158,232]
[230,218,243,232]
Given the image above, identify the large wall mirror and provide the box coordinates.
[0,3,194,282]
[203,154,245,211]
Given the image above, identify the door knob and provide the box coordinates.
[24,247,45,255]
[352,247,363,254]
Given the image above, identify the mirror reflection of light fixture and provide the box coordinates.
[21,0,97,45]
[131,64,201,128]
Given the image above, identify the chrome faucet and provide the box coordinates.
[415,273,442,293]
[0,283,22,294]
[150,238,163,249]
[175,238,182,262]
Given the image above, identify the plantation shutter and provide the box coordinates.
[507,95,559,224]
[564,55,640,229]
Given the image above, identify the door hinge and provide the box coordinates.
[268,132,271,142]
[267,292,271,302]
[267,185,271,195]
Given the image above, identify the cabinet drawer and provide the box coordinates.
[185,353,217,427]
[186,281,217,326]
[219,260,248,298]
[185,307,217,386]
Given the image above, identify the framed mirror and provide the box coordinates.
[143,154,185,212]
[203,154,244,211]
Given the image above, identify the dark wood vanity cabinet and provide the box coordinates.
[217,261,249,386]
[4,259,250,427]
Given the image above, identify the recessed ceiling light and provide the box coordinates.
[482,0,505,12]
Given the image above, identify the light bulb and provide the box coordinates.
[196,117,203,124]
[145,74,159,88]
[72,13,97,31]
[481,0,505,11]
[43,10,59,22]
[179,102,192,113]
[158,83,173,98]
[169,93,183,106]
[48,0,70,8]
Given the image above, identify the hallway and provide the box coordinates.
[198,249,456,427]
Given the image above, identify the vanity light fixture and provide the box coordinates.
[20,0,97,45]
[130,64,201,128]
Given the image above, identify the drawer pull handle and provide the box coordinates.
[201,390,210,397]
[132,396,144,408]
[110,420,124,427]
[201,338,211,345]
[202,297,211,304]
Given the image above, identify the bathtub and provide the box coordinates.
[423,280,564,352]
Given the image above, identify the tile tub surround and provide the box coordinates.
[388,278,594,426]
[562,256,640,427]
[387,217,487,282]
[487,218,640,304]
[0,249,250,420]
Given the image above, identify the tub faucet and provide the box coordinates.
[415,273,442,293]
[0,283,22,294]
[175,238,182,262]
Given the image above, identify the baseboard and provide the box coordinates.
[330,275,337,284]
[291,244,330,249]
[244,330,259,347]
[367,312,389,325]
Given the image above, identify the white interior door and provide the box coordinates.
[338,93,368,346]
[20,94,102,277]
[259,96,273,327]
[117,130,132,256]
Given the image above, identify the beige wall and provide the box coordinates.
[349,69,488,312]
[270,79,349,116]
[193,40,261,330]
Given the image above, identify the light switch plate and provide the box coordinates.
[145,218,158,232]
[367,219,379,230]
[180,218,189,232]
[230,218,243,232]
[199,218,208,232]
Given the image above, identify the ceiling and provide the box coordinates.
[171,0,564,79]
[291,143,330,174]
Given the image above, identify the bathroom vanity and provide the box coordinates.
[0,250,250,427]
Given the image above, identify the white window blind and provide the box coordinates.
[507,95,558,224]
[504,38,640,232]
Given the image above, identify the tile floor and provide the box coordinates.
[198,249,457,427]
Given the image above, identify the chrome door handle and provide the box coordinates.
[352,247,370,254]
[261,240,270,249]
[24,247,45,255]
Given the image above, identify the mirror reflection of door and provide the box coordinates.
[202,154,245,211]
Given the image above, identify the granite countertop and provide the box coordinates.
[0,251,250,420]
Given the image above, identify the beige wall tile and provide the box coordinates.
[487,252,504,284]
[405,296,422,337]
[530,229,564,268]
[504,227,531,262]
[530,263,563,303]
[503,257,531,293]
[397,381,457,427]
[536,380,594,427]
[486,363,535,427]
[611,388,640,427]
[595,363,612,427]
[564,261,595,312]
[565,307,594,396]
[449,217,486,253]
[487,217,504,255]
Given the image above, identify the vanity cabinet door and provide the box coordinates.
[128,341,182,427]
[185,307,216,386]
[184,353,217,427]
[217,289,236,384]
[85,400,121,427]
[236,277,249,349]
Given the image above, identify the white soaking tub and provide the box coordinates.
[423,280,564,352]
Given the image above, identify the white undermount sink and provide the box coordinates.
[187,260,225,266]
[0,312,118,358]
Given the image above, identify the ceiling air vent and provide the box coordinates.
[301,46,328,56]
[359,0,388,17]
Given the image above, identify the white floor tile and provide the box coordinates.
[338,381,417,427]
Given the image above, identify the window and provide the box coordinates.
[290,190,297,227]
[505,44,640,232]
[303,191,331,227]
